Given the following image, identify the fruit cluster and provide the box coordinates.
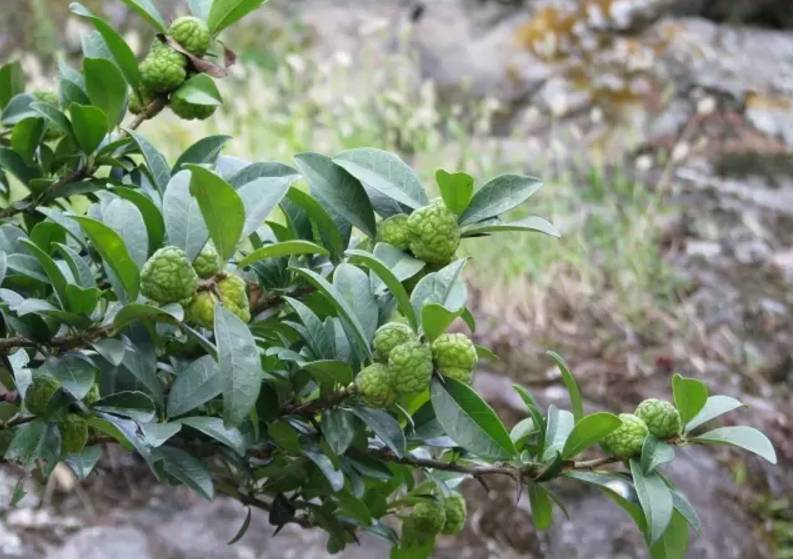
[401,492,468,546]
[600,398,682,459]
[376,199,461,267]
[355,323,478,408]
[139,244,250,327]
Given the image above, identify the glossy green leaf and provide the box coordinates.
[215,304,262,427]
[561,412,621,459]
[436,169,474,216]
[19,239,68,307]
[460,174,543,225]
[167,356,222,418]
[38,354,96,400]
[118,0,167,32]
[641,436,675,474]
[461,216,560,238]
[350,407,406,458]
[113,186,165,253]
[173,135,231,172]
[420,303,461,342]
[430,377,517,460]
[4,420,60,475]
[547,350,583,422]
[410,259,467,317]
[186,165,245,262]
[285,187,345,259]
[68,103,108,154]
[127,130,171,193]
[179,416,246,455]
[65,446,102,479]
[692,426,777,464]
[630,458,673,544]
[172,74,222,106]
[188,0,212,20]
[565,471,646,531]
[208,0,269,35]
[236,176,293,238]
[0,62,24,109]
[303,447,344,491]
[671,374,708,426]
[239,240,328,267]
[542,406,575,461]
[528,483,554,530]
[684,395,744,433]
[113,303,183,331]
[649,511,690,559]
[83,58,127,126]
[94,391,156,422]
[157,446,214,500]
[11,117,45,164]
[163,170,209,261]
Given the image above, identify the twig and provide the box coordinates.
[281,385,355,417]
[126,97,167,132]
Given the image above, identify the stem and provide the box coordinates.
[281,385,354,417]
[126,97,167,131]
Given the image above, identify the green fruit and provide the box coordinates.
[185,291,217,329]
[431,333,477,383]
[129,86,160,116]
[354,363,396,408]
[32,90,59,106]
[441,493,467,534]
[401,517,435,548]
[169,92,217,121]
[635,399,682,439]
[185,274,250,328]
[217,274,251,323]
[83,382,100,405]
[406,199,460,265]
[601,413,649,459]
[139,41,187,94]
[387,341,433,395]
[193,243,222,278]
[60,414,89,454]
[372,322,417,362]
[376,214,411,250]
[168,16,211,56]
[410,501,446,535]
[141,246,199,304]
[24,375,61,416]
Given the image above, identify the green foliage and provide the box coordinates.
[0,3,778,559]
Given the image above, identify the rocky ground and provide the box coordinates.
[1,0,792,557]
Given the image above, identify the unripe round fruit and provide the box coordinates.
[169,93,217,121]
[387,341,433,395]
[373,322,417,362]
[354,363,396,408]
[431,333,477,383]
[401,517,434,548]
[139,41,187,94]
[601,413,649,459]
[635,399,682,439]
[140,246,199,304]
[185,274,251,328]
[406,199,460,265]
[24,375,61,416]
[410,501,446,535]
[376,214,411,250]
[217,274,251,323]
[83,382,100,405]
[193,243,222,278]
[60,414,89,454]
[185,291,218,329]
[129,86,160,116]
[441,493,467,534]
[168,16,211,56]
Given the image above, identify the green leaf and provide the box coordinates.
[291,267,372,358]
[65,446,102,480]
[167,356,222,418]
[268,419,300,452]
[671,373,708,426]
[684,395,744,433]
[70,3,141,87]
[118,0,167,32]
[187,164,245,262]
[140,422,181,447]
[420,304,461,342]
[68,103,108,154]
[436,170,474,216]
[113,186,166,254]
[302,360,354,386]
[171,74,222,106]
[1,94,36,126]
[284,187,345,259]
[333,148,428,210]
[127,130,171,193]
[19,239,69,307]
[528,484,554,530]
[547,350,583,422]
[227,507,252,546]
[113,303,183,331]
[101,197,149,269]
[410,259,467,317]
[189,0,213,20]
[208,0,269,35]
[173,135,231,172]
[94,391,156,422]
[215,305,262,427]
[641,436,675,474]
[649,510,690,559]
[236,176,293,238]
[294,152,377,238]
[460,216,560,238]
[0,147,38,184]
[345,248,418,330]
[565,471,645,531]
[163,171,208,261]
[83,58,127,126]
[630,458,673,544]
[239,240,328,267]
[31,101,74,141]
[460,174,543,225]
[334,262,378,343]
[0,62,24,109]
[513,384,546,443]
[350,407,406,458]
[157,446,214,500]
[179,416,246,455]
[303,447,344,491]
[430,377,517,460]
[692,426,777,464]
[542,406,575,461]
[561,412,621,459]
[372,243,425,283]
[38,354,96,399]
[4,420,60,475]
[321,408,357,455]
[11,117,45,164]
[671,489,701,535]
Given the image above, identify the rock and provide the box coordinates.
[49,527,154,559]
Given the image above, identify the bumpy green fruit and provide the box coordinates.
[635,399,682,439]
[32,90,59,106]
[401,517,435,548]
[185,291,217,329]
[129,86,160,116]
[168,16,211,56]
[24,375,61,416]
[169,92,217,121]
[431,333,477,383]
[193,243,221,278]
[387,341,433,395]
[406,199,460,265]
[376,214,411,250]
[601,413,649,459]
[83,382,100,405]
[139,41,187,94]
[410,501,446,535]
[61,414,89,454]
[140,246,199,304]
[217,274,251,323]
[442,493,467,534]
[373,322,417,362]
[355,363,396,408]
